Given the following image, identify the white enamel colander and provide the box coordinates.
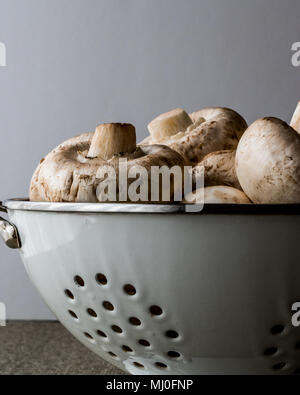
[1,199,300,375]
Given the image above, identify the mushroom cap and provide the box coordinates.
[142,107,248,165]
[185,186,251,204]
[29,132,94,202]
[195,149,241,190]
[30,132,103,202]
[169,115,243,165]
[236,117,300,203]
[290,101,300,134]
[30,132,184,203]
[189,107,248,140]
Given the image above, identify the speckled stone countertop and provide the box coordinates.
[0,321,125,375]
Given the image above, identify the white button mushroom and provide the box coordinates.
[193,149,241,190]
[189,107,247,141]
[148,108,193,141]
[185,186,251,204]
[291,101,300,133]
[30,123,184,203]
[142,107,247,165]
[236,117,300,203]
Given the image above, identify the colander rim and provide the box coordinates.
[2,198,300,215]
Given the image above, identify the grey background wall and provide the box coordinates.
[0,0,300,319]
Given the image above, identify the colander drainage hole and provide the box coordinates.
[165,330,179,339]
[124,284,136,295]
[96,273,107,285]
[68,310,78,319]
[103,301,114,311]
[155,362,168,369]
[272,362,286,371]
[270,325,285,335]
[129,317,141,326]
[138,339,150,347]
[263,347,278,357]
[133,362,144,369]
[167,350,181,359]
[87,308,97,318]
[295,341,300,350]
[74,275,85,287]
[108,351,118,358]
[122,345,133,353]
[150,305,163,316]
[96,330,107,338]
[111,325,123,334]
[64,289,74,300]
[84,332,94,341]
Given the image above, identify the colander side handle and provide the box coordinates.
[0,202,21,249]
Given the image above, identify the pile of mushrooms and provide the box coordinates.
[143,102,300,204]
[143,106,250,203]
[30,102,300,204]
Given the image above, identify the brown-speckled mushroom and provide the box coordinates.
[192,149,241,190]
[185,186,251,204]
[141,107,247,165]
[30,123,184,203]
[291,101,300,133]
[236,117,300,203]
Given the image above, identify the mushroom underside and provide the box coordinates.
[30,128,185,203]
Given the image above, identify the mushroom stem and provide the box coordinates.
[291,101,300,133]
[88,123,136,160]
[148,108,193,141]
[196,150,241,190]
